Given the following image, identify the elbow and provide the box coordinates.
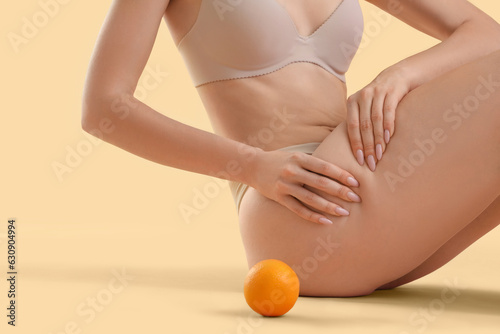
[81,88,101,132]
[81,97,96,133]
[81,91,134,136]
[81,99,104,137]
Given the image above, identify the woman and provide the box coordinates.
[82,0,500,297]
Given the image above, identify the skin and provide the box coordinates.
[82,0,500,296]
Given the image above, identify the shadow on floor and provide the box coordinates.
[314,283,500,317]
[22,265,500,317]
[21,264,246,293]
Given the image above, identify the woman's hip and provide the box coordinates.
[235,123,385,296]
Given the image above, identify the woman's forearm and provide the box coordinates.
[345,5,500,167]
[81,94,261,184]
[395,19,500,90]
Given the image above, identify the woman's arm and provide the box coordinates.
[82,0,361,225]
[82,0,256,181]
[348,0,500,170]
[370,0,500,89]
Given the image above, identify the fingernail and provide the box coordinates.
[319,217,333,225]
[347,191,361,202]
[385,130,390,144]
[367,155,376,172]
[356,149,364,166]
[347,176,360,187]
[335,207,350,216]
[376,144,383,161]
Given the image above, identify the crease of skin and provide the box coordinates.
[197,62,349,151]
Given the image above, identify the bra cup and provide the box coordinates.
[311,0,364,77]
[195,0,296,70]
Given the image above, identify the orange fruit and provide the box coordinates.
[244,259,300,317]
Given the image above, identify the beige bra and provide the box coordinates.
[177,0,364,87]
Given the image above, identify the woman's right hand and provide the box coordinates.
[247,149,361,225]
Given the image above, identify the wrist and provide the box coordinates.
[234,143,265,186]
[394,60,423,91]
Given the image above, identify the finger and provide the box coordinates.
[290,186,351,218]
[371,91,386,161]
[383,91,400,144]
[346,96,365,166]
[294,171,361,203]
[300,154,360,188]
[358,90,376,171]
[281,196,335,225]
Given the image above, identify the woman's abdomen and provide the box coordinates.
[198,63,349,151]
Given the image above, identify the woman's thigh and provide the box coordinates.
[238,50,500,297]
[378,194,500,289]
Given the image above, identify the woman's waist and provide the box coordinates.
[198,63,348,150]
[206,101,347,151]
[229,122,338,151]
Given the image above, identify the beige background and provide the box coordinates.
[2,1,500,333]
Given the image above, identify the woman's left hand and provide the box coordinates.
[346,65,413,171]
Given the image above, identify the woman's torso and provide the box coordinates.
[164,0,363,150]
